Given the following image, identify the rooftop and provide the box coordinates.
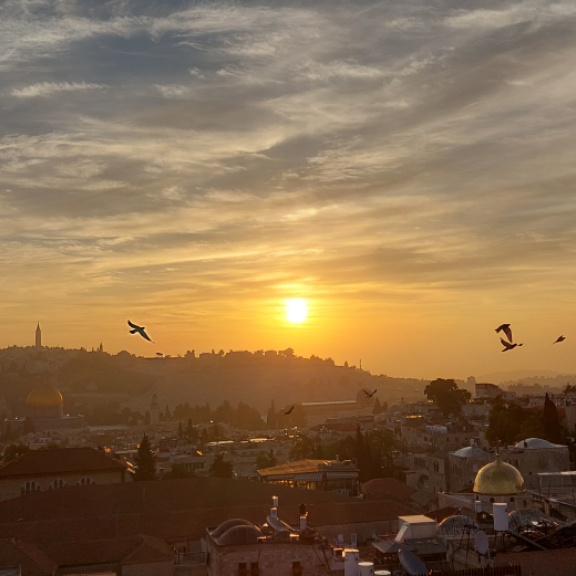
[0,448,127,478]
[257,459,359,480]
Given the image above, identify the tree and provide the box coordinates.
[256,449,277,470]
[3,444,29,463]
[485,402,545,445]
[372,398,382,415]
[543,393,564,444]
[209,452,234,479]
[424,378,471,417]
[133,434,156,481]
[186,418,198,441]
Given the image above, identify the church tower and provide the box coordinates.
[35,323,42,349]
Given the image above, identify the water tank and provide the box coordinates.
[344,548,359,576]
[493,503,509,532]
[359,561,374,576]
[475,500,482,514]
[374,571,391,576]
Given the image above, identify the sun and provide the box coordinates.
[285,298,308,324]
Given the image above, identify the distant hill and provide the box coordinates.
[477,369,563,384]
[0,346,428,414]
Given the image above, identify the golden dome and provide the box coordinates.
[473,458,525,496]
[27,384,63,408]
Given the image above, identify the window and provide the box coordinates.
[292,562,303,576]
[238,563,247,576]
[250,562,259,576]
[22,481,40,494]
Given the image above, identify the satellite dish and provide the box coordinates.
[475,531,489,555]
[398,549,427,576]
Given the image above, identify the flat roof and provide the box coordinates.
[257,459,359,480]
[399,515,436,524]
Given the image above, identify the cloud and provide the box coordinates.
[2,0,576,375]
[11,82,105,98]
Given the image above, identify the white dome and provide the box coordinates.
[453,445,486,458]
[515,438,563,449]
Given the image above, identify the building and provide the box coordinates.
[206,512,347,576]
[257,460,359,495]
[4,383,85,434]
[0,534,173,576]
[300,391,373,427]
[447,438,570,493]
[0,447,128,501]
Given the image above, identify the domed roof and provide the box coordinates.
[217,524,263,546]
[27,384,63,407]
[473,458,525,496]
[453,445,487,458]
[515,438,562,449]
[212,518,252,538]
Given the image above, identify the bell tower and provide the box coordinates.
[35,323,42,349]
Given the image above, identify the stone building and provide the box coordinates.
[206,512,349,576]
[0,447,128,502]
[447,438,570,493]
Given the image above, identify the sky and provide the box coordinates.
[2,0,576,379]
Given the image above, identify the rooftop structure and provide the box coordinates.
[257,459,359,495]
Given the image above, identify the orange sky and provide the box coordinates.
[2,1,576,379]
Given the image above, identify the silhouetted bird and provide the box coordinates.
[156,352,164,357]
[127,320,153,343]
[495,324,513,343]
[362,388,377,398]
[553,336,566,344]
[501,338,523,352]
[282,406,294,416]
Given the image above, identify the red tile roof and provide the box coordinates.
[0,478,413,545]
[0,448,127,478]
[0,539,56,576]
[361,478,416,501]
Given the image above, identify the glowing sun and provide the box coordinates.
[285,298,308,324]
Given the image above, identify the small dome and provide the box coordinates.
[212,518,252,538]
[473,458,525,496]
[515,438,561,449]
[453,445,486,458]
[218,524,263,546]
[27,384,63,407]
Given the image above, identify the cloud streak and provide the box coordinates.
[2,0,576,377]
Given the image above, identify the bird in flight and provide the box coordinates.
[127,320,153,343]
[495,324,513,343]
[282,406,294,416]
[500,338,523,352]
[553,336,566,344]
[363,388,377,398]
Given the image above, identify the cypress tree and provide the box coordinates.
[133,434,156,481]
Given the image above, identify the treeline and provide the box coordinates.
[290,428,398,482]
[172,400,266,431]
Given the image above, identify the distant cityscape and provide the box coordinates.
[1,326,576,574]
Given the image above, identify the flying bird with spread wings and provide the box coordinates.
[495,323,513,343]
[282,405,295,416]
[500,338,523,352]
[362,388,377,398]
[127,320,154,343]
[553,336,566,344]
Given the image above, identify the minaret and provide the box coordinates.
[35,323,42,349]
